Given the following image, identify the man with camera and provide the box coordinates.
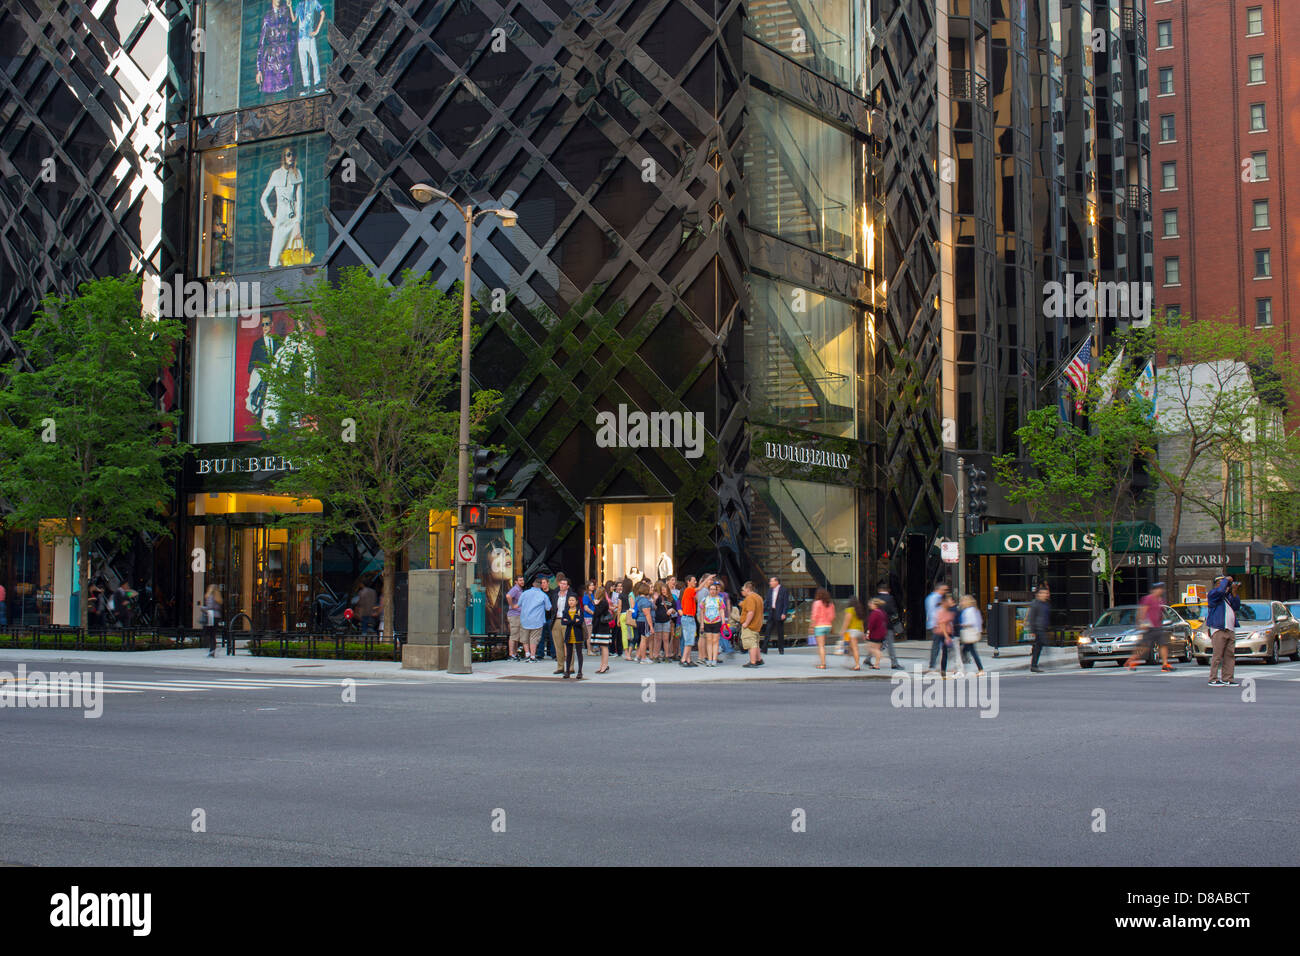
[1205,574,1242,687]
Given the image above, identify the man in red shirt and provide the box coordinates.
[678,575,698,667]
[1126,582,1174,672]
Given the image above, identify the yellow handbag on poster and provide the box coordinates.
[279,235,314,267]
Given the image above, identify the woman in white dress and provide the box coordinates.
[261,145,303,267]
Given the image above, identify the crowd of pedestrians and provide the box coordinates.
[501,572,922,676]
[924,582,988,677]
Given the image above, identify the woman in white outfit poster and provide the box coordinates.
[261,145,303,267]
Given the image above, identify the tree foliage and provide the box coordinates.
[255,267,502,634]
[0,275,186,627]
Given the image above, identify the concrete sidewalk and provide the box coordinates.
[0,639,1081,683]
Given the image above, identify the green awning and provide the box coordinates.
[966,522,1163,556]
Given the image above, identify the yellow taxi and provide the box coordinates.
[1170,603,1208,631]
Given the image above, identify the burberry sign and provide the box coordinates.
[763,442,851,470]
[195,455,299,476]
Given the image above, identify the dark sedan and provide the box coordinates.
[1077,605,1193,667]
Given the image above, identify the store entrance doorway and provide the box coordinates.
[584,499,675,586]
[197,523,314,631]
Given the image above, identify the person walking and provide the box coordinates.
[762,576,791,654]
[678,575,699,667]
[517,576,550,662]
[560,594,585,679]
[925,582,950,673]
[506,575,526,660]
[837,596,865,670]
[582,580,596,655]
[935,593,958,676]
[810,589,836,669]
[202,584,223,657]
[1027,585,1051,673]
[864,598,889,669]
[591,587,613,674]
[548,576,572,673]
[874,582,904,669]
[1205,574,1241,687]
[956,595,985,676]
[606,581,624,659]
[700,579,725,667]
[1125,581,1174,672]
[739,580,766,668]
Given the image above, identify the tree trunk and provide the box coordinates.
[382,551,396,639]
[1167,494,1183,599]
[77,528,89,630]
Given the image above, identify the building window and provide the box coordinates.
[1248,55,1265,84]
[744,0,856,89]
[745,476,857,596]
[1165,305,1181,325]
[1250,103,1267,131]
[1246,7,1263,36]
[199,0,334,114]
[1255,249,1271,278]
[1159,114,1175,141]
[745,88,856,261]
[1156,20,1172,47]
[198,148,237,276]
[744,275,858,438]
[1253,199,1270,229]
[1161,162,1177,189]
[1256,297,1272,327]
[1164,257,1180,286]
[1228,461,1246,527]
[1252,151,1268,180]
[1158,67,1174,95]
[1162,209,1178,237]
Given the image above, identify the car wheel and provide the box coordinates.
[1267,640,1280,665]
[1079,660,1094,669]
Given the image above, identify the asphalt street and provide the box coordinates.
[1,658,1297,866]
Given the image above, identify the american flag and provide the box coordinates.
[1064,341,1091,412]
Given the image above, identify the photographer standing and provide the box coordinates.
[1205,574,1241,687]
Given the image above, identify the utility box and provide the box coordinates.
[402,569,454,670]
[987,601,1032,649]
[467,588,485,635]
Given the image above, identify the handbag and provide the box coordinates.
[960,625,980,645]
[279,234,314,267]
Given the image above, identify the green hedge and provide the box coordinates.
[0,633,201,651]
[246,641,399,661]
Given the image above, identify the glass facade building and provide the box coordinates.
[0,0,1148,639]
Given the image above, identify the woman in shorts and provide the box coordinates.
[700,580,725,667]
[838,595,865,670]
[653,582,677,662]
[810,588,836,669]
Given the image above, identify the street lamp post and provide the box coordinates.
[410,184,517,674]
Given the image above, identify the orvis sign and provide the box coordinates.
[966,522,1163,556]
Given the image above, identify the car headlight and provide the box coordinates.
[1078,635,1091,645]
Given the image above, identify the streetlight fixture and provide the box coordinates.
[409,182,518,674]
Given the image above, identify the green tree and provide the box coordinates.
[255,268,502,635]
[1121,312,1296,578]
[0,275,186,628]
[994,347,1156,607]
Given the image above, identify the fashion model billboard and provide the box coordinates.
[233,134,327,274]
[239,0,333,109]
[233,310,320,441]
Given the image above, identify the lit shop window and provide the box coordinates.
[200,0,333,115]
[745,88,856,261]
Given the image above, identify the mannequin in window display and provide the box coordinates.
[255,0,295,96]
[245,314,279,420]
[656,551,673,582]
[628,566,643,589]
[294,0,326,95]
[260,145,303,268]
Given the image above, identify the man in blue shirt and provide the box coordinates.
[517,577,550,663]
[295,0,326,94]
[926,582,950,672]
[1205,574,1241,687]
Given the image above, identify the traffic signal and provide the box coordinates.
[966,465,988,536]
[471,447,501,500]
[461,503,486,528]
